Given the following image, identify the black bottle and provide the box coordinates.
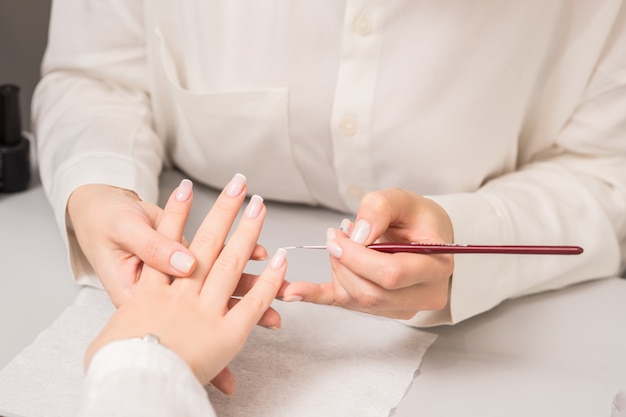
[0,84,30,192]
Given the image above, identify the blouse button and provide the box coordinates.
[353,14,373,36]
[346,185,366,200]
[340,115,359,136]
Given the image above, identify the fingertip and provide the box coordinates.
[339,218,352,235]
[223,382,236,396]
[325,240,343,259]
[281,282,333,305]
[225,173,247,197]
[251,244,269,260]
[169,249,196,275]
[281,294,304,302]
[258,308,282,330]
[213,368,236,395]
[175,179,193,202]
[350,219,371,245]
[269,247,287,270]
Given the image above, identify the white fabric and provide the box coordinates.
[77,339,216,417]
[0,287,437,417]
[33,1,626,326]
[614,389,626,417]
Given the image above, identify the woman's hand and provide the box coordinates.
[84,175,287,392]
[67,183,199,306]
[67,181,269,307]
[282,188,454,320]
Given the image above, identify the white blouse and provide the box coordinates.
[33,0,626,325]
[77,339,215,417]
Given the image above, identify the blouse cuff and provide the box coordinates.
[48,153,159,288]
[79,338,215,417]
[401,192,515,327]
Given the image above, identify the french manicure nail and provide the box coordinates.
[340,218,351,234]
[270,248,287,269]
[245,195,264,218]
[175,179,193,201]
[326,240,343,258]
[170,251,194,273]
[282,295,303,302]
[350,219,370,245]
[326,227,336,241]
[226,173,247,197]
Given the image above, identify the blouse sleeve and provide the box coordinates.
[77,339,217,417]
[32,0,164,288]
[408,7,626,326]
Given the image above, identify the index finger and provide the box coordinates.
[173,173,248,294]
[331,236,453,290]
[225,248,287,333]
[355,189,445,244]
[138,179,195,290]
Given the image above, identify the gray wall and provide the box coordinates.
[0,0,52,131]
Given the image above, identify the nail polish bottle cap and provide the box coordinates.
[0,84,30,192]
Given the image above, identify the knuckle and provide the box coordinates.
[244,292,268,313]
[143,238,164,262]
[214,196,237,213]
[192,233,223,252]
[333,290,352,306]
[354,288,382,310]
[164,203,187,218]
[215,251,243,272]
[359,191,390,215]
[378,263,403,290]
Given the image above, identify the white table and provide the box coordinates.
[0,170,80,369]
[1,169,624,417]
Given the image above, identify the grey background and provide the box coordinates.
[0,0,52,131]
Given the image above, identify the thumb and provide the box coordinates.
[120,220,197,277]
[356,189,453,244]
[211,367,236,395]
[353,190,399,244]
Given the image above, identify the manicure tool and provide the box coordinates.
[284,242,583,255]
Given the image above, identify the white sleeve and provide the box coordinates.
[408,10,626,326]
[613,389,626,417]
[32,0,164,288]
[77,339,216,417]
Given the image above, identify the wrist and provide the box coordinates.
[67,184,141,223]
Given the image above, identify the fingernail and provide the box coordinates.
[170,251,194,273]
[326,227,336,241]
[339,218,351,234]
[326,240,343,258]
[270,248,287,269]
[175,179,193,201]
[226,173,247,197]
[245,195,264,218]
[282,295,303,302]
[350,219,370,244]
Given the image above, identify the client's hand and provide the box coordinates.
[84,175,287,393]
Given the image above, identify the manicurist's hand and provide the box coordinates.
[282,188,454,320]
[84,175,287,393]
[67,178,269,307]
